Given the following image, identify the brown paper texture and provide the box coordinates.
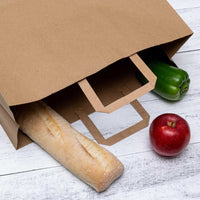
[0,0,193,148]
[0,0,192,106]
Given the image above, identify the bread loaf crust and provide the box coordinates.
[14,101,124,192]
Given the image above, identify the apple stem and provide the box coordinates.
[167,121,176,128]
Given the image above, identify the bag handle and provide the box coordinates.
[78,53,156,113]
[76,98,150,146]
[76,53,156,145]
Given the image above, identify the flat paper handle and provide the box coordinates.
[77,99,150,146]
[78,53,156,113]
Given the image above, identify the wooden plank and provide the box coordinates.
[168,0,200,9]
[176,7,200,52]
[0,143,199,200]
[0,126,59,175]
[176,7,200,28]
[178,26,200,53]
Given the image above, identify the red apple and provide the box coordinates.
[150,113,190,156]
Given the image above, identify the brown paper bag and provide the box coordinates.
[0,0,192,149]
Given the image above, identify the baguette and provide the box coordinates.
[14,101,124,192]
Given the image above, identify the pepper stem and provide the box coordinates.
[180,80,189,95]
[167,121,176,128]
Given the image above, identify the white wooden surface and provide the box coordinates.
[0,1,200,199]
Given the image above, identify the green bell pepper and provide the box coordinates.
[139,60,190,101]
